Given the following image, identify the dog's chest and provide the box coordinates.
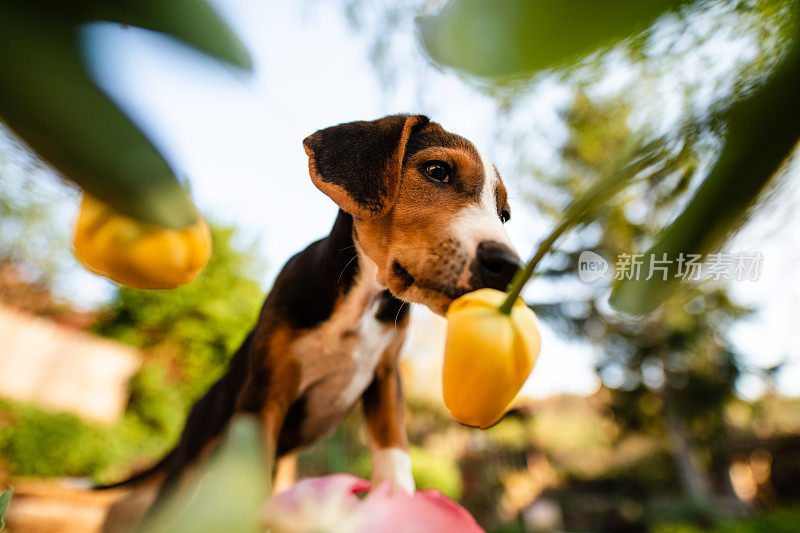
[288,276,398,437]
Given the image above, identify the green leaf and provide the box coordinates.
[0,1,251,228]
[140,416,268,533]
[418,0,690,78]
[73,0,252,71]
[610,26,800,315]
[0,488,12,531]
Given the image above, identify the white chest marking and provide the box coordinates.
[289,253,396,423]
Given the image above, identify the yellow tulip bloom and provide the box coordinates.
[443,288,541,428]
[73,193,212,290]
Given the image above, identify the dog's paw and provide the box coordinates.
[370,447,415,494]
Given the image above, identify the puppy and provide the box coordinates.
[102,114,520,529]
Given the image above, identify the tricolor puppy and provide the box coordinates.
[102,114,520,528]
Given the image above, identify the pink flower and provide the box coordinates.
[262,474,484,533]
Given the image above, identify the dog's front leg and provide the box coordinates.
[362,333,414,493]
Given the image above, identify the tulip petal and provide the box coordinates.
[73,193,212,289]
[443,289,542,428]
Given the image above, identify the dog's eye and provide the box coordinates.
[422,161,451,183]
[500,209,511,223]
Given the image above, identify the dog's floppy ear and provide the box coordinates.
[303,114,429,218]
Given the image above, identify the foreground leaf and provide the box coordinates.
[611,18,800,315]
[0,1,250,228]
[141,416,268,533]
[418,0,690,78]
[74,0,251,71]
[0,488,12,531]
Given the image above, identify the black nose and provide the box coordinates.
[474,241,521,291]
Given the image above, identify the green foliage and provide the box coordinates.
[0,125,74,285]
[95,222,265,402]
[528,90,751,504]
[409,445,463,499]
[652,508,800,533]
[125,364,186,436]
[0,395,181,483]
[418,0,690,78]
[422,0,800,316]
[0,488,11,531]
[0,1,251,227]
[297,409,372,485]
[0,398,115,479]
[612,14,800,313]
[0,221,263,483]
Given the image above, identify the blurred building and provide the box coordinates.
[0,303,141,424]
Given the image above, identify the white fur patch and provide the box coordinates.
[477,149,500,212]
[449,150,515,288]
[337,296,396,405]
[371,447,415,493]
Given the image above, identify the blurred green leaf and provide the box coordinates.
[0,488,11,531]
[611,23,800,315]
[418,0,690,78]
[141,416,268,533]
[0,1,251,228]
[74,1,252,71]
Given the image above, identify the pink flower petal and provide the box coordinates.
[273,473,369,508]
[262,474,370,532]
[262,475,484,533]
[355,483,484,533]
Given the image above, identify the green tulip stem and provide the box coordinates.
[498,138,664,316]
[498,218,571,315]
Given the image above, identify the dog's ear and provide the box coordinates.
[303,114,429,218]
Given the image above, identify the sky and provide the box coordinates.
[16,0,799,399]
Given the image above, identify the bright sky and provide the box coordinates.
[41,0,800,399]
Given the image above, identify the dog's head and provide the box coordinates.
[304,114,520,315]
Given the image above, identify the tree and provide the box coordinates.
[94,222,265,405]
[419,0,799,313]
[0,123,75,315]
[529,90,751,507]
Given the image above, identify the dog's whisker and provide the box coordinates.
[394,301,406,332]
[337,253,359,284]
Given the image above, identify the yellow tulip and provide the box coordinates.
[73,193,212,289]
[443,288,541,428]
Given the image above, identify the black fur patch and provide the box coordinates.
[304,115,428,215]
[142,331,254,512]
[265,210,359,330]
[276,396,307,456]
[374,290,409,323]
[392,261,415,290]
[404,121,481,164]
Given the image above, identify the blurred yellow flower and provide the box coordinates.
[73,193,212,289]
[443,289,541,428]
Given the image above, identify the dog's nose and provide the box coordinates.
[475,241,521,291]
